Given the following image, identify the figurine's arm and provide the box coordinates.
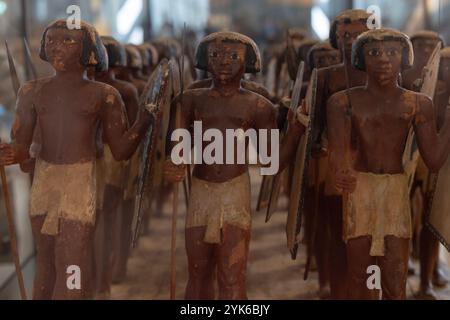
[100,86,153,161]
[0,83,37,166]
[327,91,355,193]
[414,94,450,172]
[121,83,140,125]
[253,97,304,174]
[164,93,193,183]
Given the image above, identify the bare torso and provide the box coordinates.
[181,87,276,183]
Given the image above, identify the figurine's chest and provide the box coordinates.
[192,95,253,130]
[34,87,100,119]
[353,96,414,131]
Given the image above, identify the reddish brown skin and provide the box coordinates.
[327,40,450,300]
[165,40,303,300]
[0,27,152,300]
[116,66,147,96]
[313,20,369,299]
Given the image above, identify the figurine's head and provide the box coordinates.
[298,39,320,62]
[141,43,159,67]
[195,32,261,82]
[40,19,107,72]
[125,45,143,70]
[307,42,341,70]
[439,47,450,86]
[352,28,413,85]
[410,30,444,66]
[101,36,127,69]
[288,28,309,43]
[330,10,371,60]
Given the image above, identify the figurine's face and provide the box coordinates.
[336,21,368,59]
[364,40,404,86]
[314,50,341,69]
[45,28,84,71]
[412,38,440,64]
[207,41,246,83]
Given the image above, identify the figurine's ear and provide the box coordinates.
[194,40,209,72]
[244,43,261,74]
[39,29,49,62]
[351,40,366,71]
[329,21,339,49]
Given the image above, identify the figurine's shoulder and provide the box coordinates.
[241,80,272,100]
[19,76,52,97]
[327,86,363,110]
[112,79,139,98]
[240,87,274,112]
[318,63,345,77]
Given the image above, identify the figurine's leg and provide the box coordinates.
[216,225,250,300]
[346,236,378,300]
[53,220,94,300]
[315,185,330,298]
[95,185,122,298]
[112,198,134,283]
[326,195,348,299]
[379,236,409,300]
[31,216,56,300]
[185,226,216,300]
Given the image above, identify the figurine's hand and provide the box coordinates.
[412,78,424,92]
[288,108,303,135]
[0,143,17,166]
[164,158,186,183]
[335,169,357,194]
[20,158,36,174]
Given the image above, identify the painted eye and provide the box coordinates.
[47,38,54,44]
[231,53,239,60]
[64,38,76,44]
[209,51,218,58]
[368,48,380,56]
[387,49,398,56]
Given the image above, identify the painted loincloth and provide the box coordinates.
[187,173,252,244]
[103,144,125,188]
[30,158,96,236]
[345,172,412,257]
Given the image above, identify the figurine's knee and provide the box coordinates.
[380,236,409,300]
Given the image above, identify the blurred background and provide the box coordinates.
[0,0,450,299]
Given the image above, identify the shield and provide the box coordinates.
[265,62,305,223]
[426,138,450,251]
[286,68,318,259]
[132,59,171,247]
[403,43,442,191]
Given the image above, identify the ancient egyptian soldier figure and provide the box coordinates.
[402,31,444,90]
[312,9,370,299]
[307,42,341,71]
[91,36,140,298]
[164,32,304,300]
[327,29,450,300]
[416,46,450,299]
[0,20,155,300]
[302,40,341,299]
